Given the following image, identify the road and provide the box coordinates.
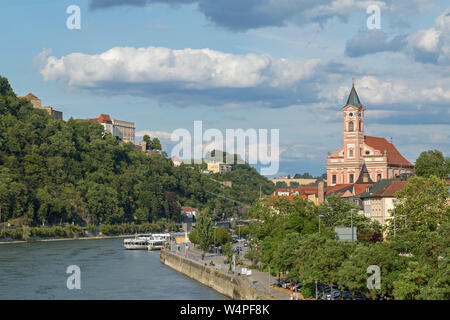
[167,240,291,300]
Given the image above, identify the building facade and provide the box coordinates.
[20,93,63,120]
[112,119,135,144]
[207,162,232,174]
[326,83,414,186]
[358,180,408,227]
[87,114,135,144]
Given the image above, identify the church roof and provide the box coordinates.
[345,83,361,108]
[364,136,413,167]
[358,179,408,198]
[355,163,373,184]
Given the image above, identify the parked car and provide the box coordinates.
[332,289,341,300]
[331,283,341,300]
[342,288,353,300]
[353,290,364,300]
[323,284,331,294]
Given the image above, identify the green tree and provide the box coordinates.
[150,137,162,151]
[337,242,407,298]
[214,227,231,246]
[414,150,450,179]
[222,242,234,271]
[196,213,214,251]
[386,175,449,237]
[188,228,199,245]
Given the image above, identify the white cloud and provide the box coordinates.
[39,46,323,108]
[40,46,320,90]
[408,10,450,64]
[326,75,450,106]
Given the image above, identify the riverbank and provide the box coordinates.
[160,249,283,300]
[0,234,133,245]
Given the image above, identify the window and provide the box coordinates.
[349,174,354,183]
[348,121,354,132]
[377,173,382,181]
[332,175,336,184]
[349,149,354,158]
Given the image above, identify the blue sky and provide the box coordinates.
[1,0,449,177]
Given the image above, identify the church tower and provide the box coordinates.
[326,79,413,187]
[342,81,365,167]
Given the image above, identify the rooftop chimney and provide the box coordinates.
[318,181,324,205]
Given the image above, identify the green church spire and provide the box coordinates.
[346,79,361,108]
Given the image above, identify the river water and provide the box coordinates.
[0,238,225,299]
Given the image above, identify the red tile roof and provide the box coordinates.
[181,206,197,212]
[26,93,38,99]
[325,184,352,195]
[365,136,413,167]
[372,180,408,197]
[353,183,373,196]
[88,114,113,124]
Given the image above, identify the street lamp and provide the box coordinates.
[350,208,357,243]
[318,215,324,234]
[213,226,217,251]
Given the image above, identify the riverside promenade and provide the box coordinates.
[163,242,290,300]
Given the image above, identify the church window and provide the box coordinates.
[349,149,354,158]
[332,175,336,184]
[348,121,354,132]
[377,174,382,181]
[363,172,369,183]
[349,174,354,183]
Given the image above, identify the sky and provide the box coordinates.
[0,0,449,177]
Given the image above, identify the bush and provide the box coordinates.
[301,282,315,298]
[189,229,199,244]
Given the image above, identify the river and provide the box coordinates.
[0,238,226,299]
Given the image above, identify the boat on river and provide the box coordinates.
[123,233,170,250]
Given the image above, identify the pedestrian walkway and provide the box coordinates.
[166,241,290,300]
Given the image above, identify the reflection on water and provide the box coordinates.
[0,238,225,300]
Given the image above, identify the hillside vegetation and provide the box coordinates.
[0,76,274,226]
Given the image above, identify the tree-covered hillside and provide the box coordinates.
[0,76,274,226]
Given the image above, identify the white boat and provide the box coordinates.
[151,233,171,241]
[123,238,149,250]
[147,239,165,251]
[123,233,170,250]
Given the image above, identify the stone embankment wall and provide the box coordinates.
[160,250,273,300]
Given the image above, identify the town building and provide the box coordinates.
[207,162,232,174]
[326,82,414,186]
[86,114,135,144]
[171,155,182,167]
[112,119,135,144]
[180,206,198,219]
[358,179,408,227]
[20,93,63,120]
[270,177,317,187]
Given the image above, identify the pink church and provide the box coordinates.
[326,82,414,186]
